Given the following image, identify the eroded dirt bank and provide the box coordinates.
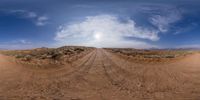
[0,49,200,100]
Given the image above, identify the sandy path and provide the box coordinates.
[0,49,200,100]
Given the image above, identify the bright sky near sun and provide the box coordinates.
[0,0,200,49]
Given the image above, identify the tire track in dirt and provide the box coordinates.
[45,50,97,79]
[102,50,200,99]
[67,49,134,100]
[13,50,97,80]
[1,50,200,99]
[99,49,140,98]
[58,49,97,83]
[102,49,189,99]
[36,50,98,99]
[0,50,98,100]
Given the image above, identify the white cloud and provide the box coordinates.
[28,12,37,18]
[149,9,181,33]
[36,16,48,26]
[8,9,48,26]
[18,39,31,44]
[9,39,32,44]
[38,16,48,21]
[55,15,159,48]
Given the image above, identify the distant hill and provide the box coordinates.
[149,47,200,50]
[179,48,200,50]
[0,48,7,50]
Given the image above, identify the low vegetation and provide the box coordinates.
[0,46,94,67]
[104,48,194,63]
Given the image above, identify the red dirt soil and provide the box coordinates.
[0,49,200,100]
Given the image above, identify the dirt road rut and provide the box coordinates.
[0,49,200,100]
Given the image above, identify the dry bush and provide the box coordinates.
[3,46,94,67]
[104,48,192,63]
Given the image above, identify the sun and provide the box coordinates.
[94,32,102,40]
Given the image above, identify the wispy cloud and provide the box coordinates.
[0,39,32,50]
[148,6,182,33]
[55,14,158,48]
[16,39,31,44]
[8,9,49,26]
[73,4,94,8]
[173,22,198,35]
[35,16,49,26]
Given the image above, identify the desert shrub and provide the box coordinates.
[15,54,24,58]
[74,48,84,53]
[144,55,161,58]
[164,55,175,58]
[63,49,73,55]
[3,46,94,66]
[23,55,32,61]
[39,54,49,59]
[51,52,62,60]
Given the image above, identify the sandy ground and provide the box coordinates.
[0,49,200,100]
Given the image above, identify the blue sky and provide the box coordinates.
[0,0,200,49]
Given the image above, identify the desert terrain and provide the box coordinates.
[0,46,200,100]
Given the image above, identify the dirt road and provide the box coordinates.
[0,49,200,100]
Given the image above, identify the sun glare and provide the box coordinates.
[94,32,101,40]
